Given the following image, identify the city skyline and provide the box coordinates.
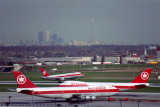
[0,0,160,45]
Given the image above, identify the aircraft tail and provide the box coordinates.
[13,71,37,88]
[40,68,50,77]
[131,68,152,83]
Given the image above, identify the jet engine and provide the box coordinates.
[80,95,96,100]
[60,77,65,81]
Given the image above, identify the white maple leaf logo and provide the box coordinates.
[17,75,26,84]
[43,71,46,75]
[141,72,149,80]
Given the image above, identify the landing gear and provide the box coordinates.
[76,97,81,102]
[65,98,81,102]
[54,98,57,105]
[58,80,62,83]
[65,98,72,102]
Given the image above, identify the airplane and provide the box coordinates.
[40,68,84,82]
[58,68,152,91]
[13,71,120,101]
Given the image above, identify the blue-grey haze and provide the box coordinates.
[0,0,160,45]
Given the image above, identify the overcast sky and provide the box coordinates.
[0,0,160,45]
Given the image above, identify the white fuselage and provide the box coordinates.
[16,85,119,99]
[44,72,83,80]
[58,81,149,91]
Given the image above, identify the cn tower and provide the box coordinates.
[91,17,94,42]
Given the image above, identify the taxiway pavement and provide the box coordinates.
[0,92,160,107]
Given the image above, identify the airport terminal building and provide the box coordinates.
[34,53,159,65]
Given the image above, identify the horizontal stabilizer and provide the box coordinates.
[8,88,16,91]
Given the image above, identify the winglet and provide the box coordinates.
[40,68,50,77]
[131,68,152,83]
[13,71,37,88]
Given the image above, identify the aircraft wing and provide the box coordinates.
[8,88,34,94]
[49,76,81,80]
[42,76,63,81]
[42,76,78,81]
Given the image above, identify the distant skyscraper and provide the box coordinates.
[46,30,50,43]
[52,34,58,41]
[73,40,77,46]
[38,32,43,45]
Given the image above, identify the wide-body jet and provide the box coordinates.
[40,68,83,82]
[13,71,119,101]
[58,68,152,91]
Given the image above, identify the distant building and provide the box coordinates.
[96,56,120,64]
[131,53,139,57]
[45,30,50,43]
[34,57,92,65]
[52,34,58,41]
[67,40,107,46]
[121,56,142,64]
[38,32,44,45]
[157,47,160,61]
[50,34,63,45]
[149,45,157,50]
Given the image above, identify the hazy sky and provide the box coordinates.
[0,0,160,44]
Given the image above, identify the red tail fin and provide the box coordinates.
[40,68,50,77]
[13,71,37,88]
[131,68,152,83]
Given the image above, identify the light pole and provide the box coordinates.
[6,96,12,107]
[8,96,12,104]
[119,99,123,107]
[137,100,141,107]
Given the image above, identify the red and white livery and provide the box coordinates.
[40,68,83,82]
[13,71,120,101]
[58,68,152,91]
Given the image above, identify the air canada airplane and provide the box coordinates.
[58,68,152,91]
[40,68,83,82]
[13,71,120,101]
